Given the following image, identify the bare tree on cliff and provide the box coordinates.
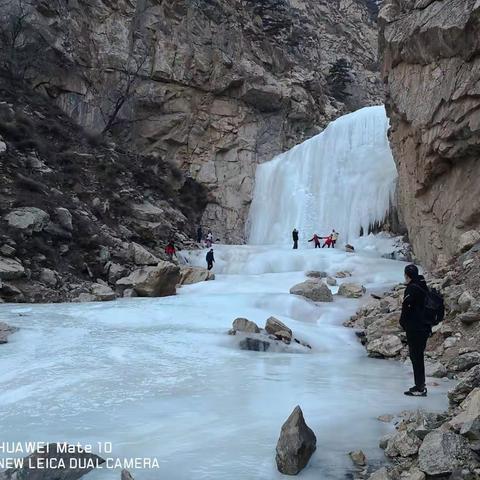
[0,0,43,80]
[100,48,150,135]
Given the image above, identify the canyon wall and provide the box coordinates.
[1,0,382,242]
[379,0,480,267]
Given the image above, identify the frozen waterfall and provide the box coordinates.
[247,106,397,245]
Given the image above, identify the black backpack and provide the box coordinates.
[423,287,445,326]
[412,283,445,326]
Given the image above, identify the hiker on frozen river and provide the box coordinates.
[292,228,299,249]
[400,264,431,397]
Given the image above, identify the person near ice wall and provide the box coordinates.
[322,235,333,248]
[400,264,431,397]
[308,233,322,248]
[331,229,339,247]
[206,249,215,271]
[292,228,299,249]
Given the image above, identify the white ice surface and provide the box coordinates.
[0,245,450,480]
[247,106,397,246]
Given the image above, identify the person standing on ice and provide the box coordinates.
[400,264,430,397]
[197,225,203,243]
[331,229,339,248]
[321,234,333,248]
[206,249,215,271]
[308,233,321,248]
[292,228,299,249]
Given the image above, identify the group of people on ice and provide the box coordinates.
[292,228,339,249]
[163,225,215,270]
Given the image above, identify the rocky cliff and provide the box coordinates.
[0,0,383,243]
[0,79,207,302]
[379,0,480,268]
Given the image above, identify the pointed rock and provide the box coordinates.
[275,406,316,475]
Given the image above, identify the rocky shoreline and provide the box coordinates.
[344,241,480,479]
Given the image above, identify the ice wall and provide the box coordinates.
[247,106,397,245]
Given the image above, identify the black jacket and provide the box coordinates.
[399,275,431,334]
[206,251,214,263]
[292,230,299,241]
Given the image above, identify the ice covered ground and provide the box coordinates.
[0,244,449,480]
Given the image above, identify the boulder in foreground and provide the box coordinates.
[275,405,316,475]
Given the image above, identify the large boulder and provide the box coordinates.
[337,283,366,298]
[128,242,160,266]
[178,266,215,285]
[0,257,25,280]
[290,280,333,302]
[449,365,480,405]
[4,207,50,234]
[418,431,474,476]
[116,261,180,297]
[275,406,317,475]
[367,335,403,358]
[0,322,18,344]
[0,443,105,480]
[232,317,260,334]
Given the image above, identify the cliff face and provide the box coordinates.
[1,0,382,242]
[379,0,480,267]
[0,79,207,303]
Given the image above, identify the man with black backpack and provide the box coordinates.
[400,264,444,397]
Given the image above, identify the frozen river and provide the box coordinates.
[0,244,450,480]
